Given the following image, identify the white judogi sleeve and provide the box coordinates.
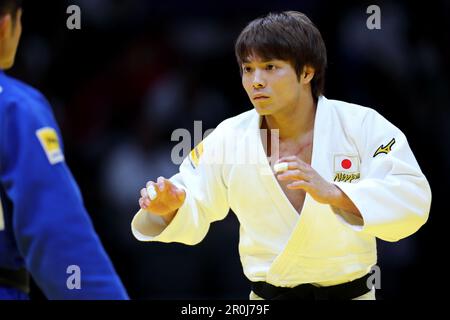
[332,109,431,242]
[131,124,230,245]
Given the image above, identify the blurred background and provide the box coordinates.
[9,0,450,299]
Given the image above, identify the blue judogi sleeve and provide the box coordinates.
[0,72,128,299]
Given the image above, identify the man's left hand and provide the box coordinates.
[275,156,339,205]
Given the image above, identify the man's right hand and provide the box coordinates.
[139,176,186,221]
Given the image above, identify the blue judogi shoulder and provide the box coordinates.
[0,71,128,299]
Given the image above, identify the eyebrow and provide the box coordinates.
[242,59,279,65]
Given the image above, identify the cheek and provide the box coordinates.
[242,78,252,94]
[272,78,300,102]
[18,24,22,38]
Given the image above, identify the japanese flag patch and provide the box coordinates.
[36,127,65,165]
[334,155,359,173]
[333,154,360,183]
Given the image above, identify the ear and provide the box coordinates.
[0,14,12,40]
[301,65,315,85]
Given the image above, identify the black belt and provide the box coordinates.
[0,267,30,294]
[252,273,372,300]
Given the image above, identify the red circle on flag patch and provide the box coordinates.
[341,159,352,169]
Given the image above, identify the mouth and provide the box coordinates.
[253,96,270,100]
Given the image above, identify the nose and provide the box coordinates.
[252,69,266,89]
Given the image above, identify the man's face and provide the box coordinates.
[241,55,303,116]
[0,9,22,70]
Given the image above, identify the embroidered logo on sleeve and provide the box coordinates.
[36,127,65,165]
[373,138,395,158]
[333,154,360,183]
[188,141,204,169]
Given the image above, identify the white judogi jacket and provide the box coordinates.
[132,96,431,287]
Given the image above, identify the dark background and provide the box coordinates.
[9,0,450,299]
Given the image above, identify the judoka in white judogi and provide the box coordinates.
[132,95,431,293]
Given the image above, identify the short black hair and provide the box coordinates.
[235,11,327,100]
[0,0,22,18]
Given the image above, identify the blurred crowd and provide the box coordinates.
[10,0,450,299]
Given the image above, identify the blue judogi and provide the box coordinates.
[0,70,128,299]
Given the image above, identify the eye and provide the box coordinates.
[266,64,276,71]
[243,66,252,73]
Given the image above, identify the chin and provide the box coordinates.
[0,58,15,70]
[251,102,271,114]
[254,109,271,116]
[254,105,277,116]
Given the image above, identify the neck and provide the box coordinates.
[263,94,317,140]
